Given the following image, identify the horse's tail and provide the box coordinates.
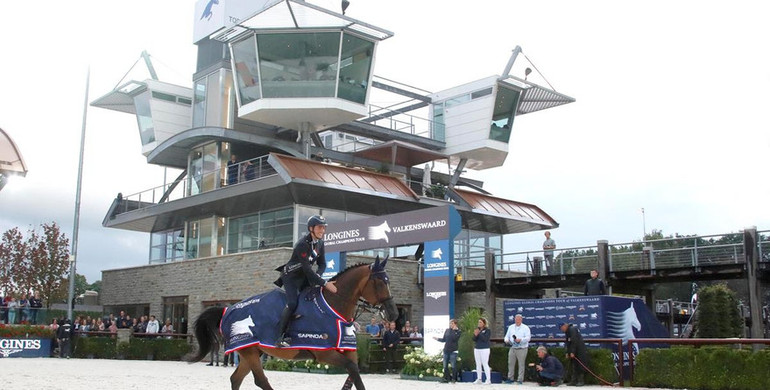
[186,306,224,363]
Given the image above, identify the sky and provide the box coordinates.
[1,0,769,284]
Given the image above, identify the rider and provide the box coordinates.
[275,215,337,347]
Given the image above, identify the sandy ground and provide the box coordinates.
[0,358,664,390]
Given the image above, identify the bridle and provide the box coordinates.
[354,269,393,321]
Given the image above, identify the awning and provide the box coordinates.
[0,127,27,177]
[352,140,447,168]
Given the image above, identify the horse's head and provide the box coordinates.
[362,255,398,321]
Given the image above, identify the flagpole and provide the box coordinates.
[68,67,90,322]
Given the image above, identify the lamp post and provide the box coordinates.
[641,207,647,241]
[68,68,90,322]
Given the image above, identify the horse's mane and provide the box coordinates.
[328,262,369,282]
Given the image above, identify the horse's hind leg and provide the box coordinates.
[229,351,250,390]
[314,351,364,390]
[240,347,274,390]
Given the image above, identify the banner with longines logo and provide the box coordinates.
[0,338,51,358]
[323,206,458,254]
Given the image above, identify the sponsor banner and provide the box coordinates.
[193,0,277,43]
[424,275,451,316]
[321,252,341,280]
[424,240,451,278]
[324,206,460,253]
[0,338,51,358]
[502,296,668,352]
[423,315,449,356]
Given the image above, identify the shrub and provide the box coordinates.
[356,333,371,370]
[0,324,54,338]
[263,357,292,371]
[74,337,117,359]
[401,347,445,379]
[696,284,743,338]
[457,307,483,371]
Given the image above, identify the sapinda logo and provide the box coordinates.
[298,333,329,340]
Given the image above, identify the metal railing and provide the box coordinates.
[455,244,600,280]
[365,103,441,141]
[115,155,276,215]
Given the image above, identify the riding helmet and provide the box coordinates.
[307,215,327,230]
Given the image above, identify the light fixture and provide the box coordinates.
[342,0,350,15]
[524,68,532,80]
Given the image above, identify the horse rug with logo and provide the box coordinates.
[220,288,356,353]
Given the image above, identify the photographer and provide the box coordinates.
[535,346,564,387]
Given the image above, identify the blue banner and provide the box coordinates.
[0,338,52,358]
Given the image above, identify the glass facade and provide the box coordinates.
[257,32,340,98]
[338,34,374,104]
[228,207,294,253]
[133,92,155,145]
[489,86,520,143]
[230,31,376,106]
[191,69,235,129]
[150,229,185,264]
[188,143,220,195]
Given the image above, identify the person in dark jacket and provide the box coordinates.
[274,215,337,347]
[584,269,606,295]
[57,318,73,358]
[434,318,462,383]
[472,317,492,384]
[29,292,43,325]
[560,322,589,386]
[381,321,401,373]
[535,346,564,386]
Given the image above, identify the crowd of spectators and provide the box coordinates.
[0,292,44,325]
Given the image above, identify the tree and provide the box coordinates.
[88,280,102,293]
[0,227,27,297]
[695,284,743,338]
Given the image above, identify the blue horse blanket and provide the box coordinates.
[220,288,356,353]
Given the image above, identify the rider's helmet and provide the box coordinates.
[307,215,327,231]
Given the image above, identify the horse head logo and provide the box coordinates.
[231,315,255,337]
[367,221,391,243]
[607,302,642,351]
[430,247,443,260]
[200,0,219,21]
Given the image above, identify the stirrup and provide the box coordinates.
[276,335,291,348]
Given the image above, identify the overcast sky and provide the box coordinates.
[1,0,769,283]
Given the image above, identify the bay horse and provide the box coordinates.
[187,256,398,390]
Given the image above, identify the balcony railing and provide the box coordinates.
[115,155,276,215]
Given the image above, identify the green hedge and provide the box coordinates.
[73,337,191,360]
[635,347,770,390]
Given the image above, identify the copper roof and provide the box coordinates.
[352,140,447,168]
[269,153,419,200]
[454,188,557,227]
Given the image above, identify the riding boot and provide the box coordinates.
[276,306,293,347]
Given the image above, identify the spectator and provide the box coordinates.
[434,318,462,383]
[0,295,6,324]
[584,269,607,295]
[96,318,105,331]
[20,294,30,323]
[543,231,556,275]
[560,322,589,386]
[244,160,256,181]
[535,346,564,387]
[207,347,220,366]
[105,313,116,329]
[50,318,60,354]
[57,318,73,358]
[117,311,129,329]
[108,319,118,334]
[379,319,388,337]
[132,318,142,333]
[162,318,174,337]
[472,317,492,385]
[365,317,380,337]
[226,154,240,185]
[29,292,43,325]
[7,296,18,324]
[409,326,423,346]
[504,314,531,384]
[146,315,160,334]
[140,315,148,333]
[381,321,401,374]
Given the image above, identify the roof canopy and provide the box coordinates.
[352,140,447,168]
[0,127,27,177]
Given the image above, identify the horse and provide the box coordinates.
[187,256,398,390]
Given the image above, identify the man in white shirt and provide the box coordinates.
[146,315,160,334]
[504,314,531,384]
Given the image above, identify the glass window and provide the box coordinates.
[232,36,261,105]
[257,32,340,98]
[261,208,294,248]
[192,80,206,128]
[186,221,199,259]
[188,149,203,196]
[489,87,520,143]
[198,217,214,258]
[338,33,374,104]
[471,87,493,99]
[162,296,188,335]
[228,214,260,253]
[152,91,177,103]
[432,104,445,142]
[133,92,155,145]
[150,229,184,264]
[445,94,470,108]
[201,143,219,193]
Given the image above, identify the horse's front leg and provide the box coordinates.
[314,350,364,390]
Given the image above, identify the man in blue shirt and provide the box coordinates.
[365,317,380,337]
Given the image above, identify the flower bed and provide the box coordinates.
[0,324,55,339]
[400,347,451,381]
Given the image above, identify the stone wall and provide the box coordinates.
[101,251,513,336]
